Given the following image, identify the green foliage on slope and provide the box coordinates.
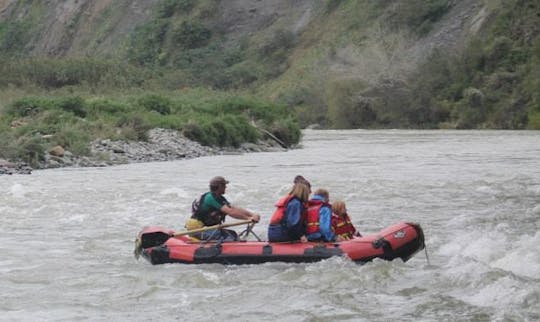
[407,0,540,129]
[0,0,539,133]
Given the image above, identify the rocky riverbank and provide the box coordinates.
[0,128,286,175]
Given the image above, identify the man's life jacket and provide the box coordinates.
[305,199,330,234]
[331,213,356,240]
[191,192,227,226]
[269,194,296,225]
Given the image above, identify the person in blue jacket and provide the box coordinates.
[267,182,311,242]
[305,188,335,242]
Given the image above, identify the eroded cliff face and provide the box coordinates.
[0,0,160,56]
[0,0,317,57]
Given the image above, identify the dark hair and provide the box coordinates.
[293,175,311,188]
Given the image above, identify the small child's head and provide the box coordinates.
[313,188,329,202]
[332,200,347,216]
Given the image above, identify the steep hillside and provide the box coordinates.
[1,0,539,129]
[0,0,159,56]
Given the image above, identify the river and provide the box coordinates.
[1,130,539,321]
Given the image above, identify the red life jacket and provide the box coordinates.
[269,194,296,225]
[306,199,330,234]
[331,213,356,240]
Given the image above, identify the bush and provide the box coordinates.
[138,94,172,115]
[0,58,150,89]
[14,135,46,168]
[115,114,151,141]
[0,21,31,56]
[527,111,540,129]
[182,114,259,147]
[5,97,50,117]
[87,98,132,116]
[56,96,87,118]
[268,118,301,147]
[172,21,212,49]
[128,19,169,66]
[156,0,195,18]
[182,120,208,144]
[326,78,376,128]
[259,29,295,57]
[54,127,91,155]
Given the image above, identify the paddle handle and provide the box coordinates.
[173,219,254,237]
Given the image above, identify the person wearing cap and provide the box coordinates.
[186,176,260,241]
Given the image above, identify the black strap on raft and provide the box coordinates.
[238,223,262,241]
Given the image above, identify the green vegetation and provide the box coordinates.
[0,88,297,166]
[405,0,540,129]
[1,0,539,168]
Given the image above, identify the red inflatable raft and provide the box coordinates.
[135,222,425,265]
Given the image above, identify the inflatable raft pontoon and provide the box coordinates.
[135,222,425,265]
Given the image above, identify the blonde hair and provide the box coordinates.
[289,183,310,202]
[332,200,347,216]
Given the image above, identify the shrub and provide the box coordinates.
[0,21,31,56]
[326,78,373,128]
[128,19,169,66]
[15,135,46,168]
[54,127,91,155]
[259,29,295,57]
[172,21,212,49]
[87,98,132,116]
[527,111,540,129]
[5,97,50,117]
[138,94,172,115]
[156,0,195,18]
[182,120,208,144]
[56,96,87,118]
[268,118,301,147]
[115,114,151,141]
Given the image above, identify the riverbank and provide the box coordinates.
[0,128,287,175]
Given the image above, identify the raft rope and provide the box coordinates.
[424,243,431,266]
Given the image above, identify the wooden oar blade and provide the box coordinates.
[134,220,255,259]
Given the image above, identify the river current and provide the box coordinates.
[1,130,539,321]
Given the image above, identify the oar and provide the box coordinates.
[134,219,254,259]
